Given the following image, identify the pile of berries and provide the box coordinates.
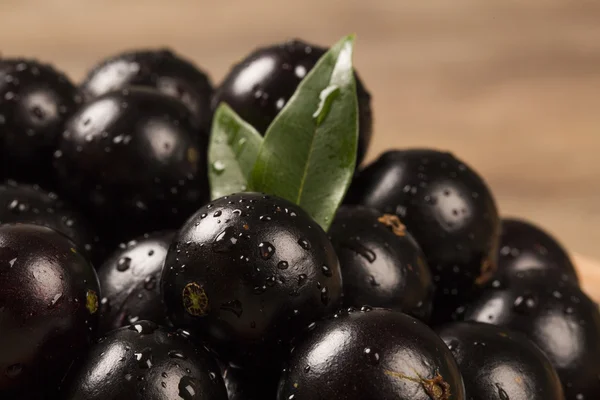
[0,38,597,400]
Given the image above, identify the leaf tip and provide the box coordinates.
[337,34,356,64]
[214,101,234,117]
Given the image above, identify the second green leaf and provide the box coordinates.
[249,34,359,231]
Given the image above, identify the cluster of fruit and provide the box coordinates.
[0,36,598,400]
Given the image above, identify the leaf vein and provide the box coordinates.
[295,121,320,205]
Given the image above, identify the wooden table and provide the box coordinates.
[1,0,599,297]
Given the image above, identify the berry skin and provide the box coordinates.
[345,149,500,324]
[329,205,434,321]
[278,307,466,400]
[437,321,565,400]
[212,39,373,166]
[161,192,342,369]
[0,180,103,265]
[53,87,209,240]
[61,321,228,400]
[463,272,600,400]
[81,49,214,132]
[97,231,175,334]
[0,224,100,398]
[221,364,279,400]
[0,58,82,187]
[497,217,579,283]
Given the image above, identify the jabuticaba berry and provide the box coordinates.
[345,149,500,324]
[61,321,228,400]
[329,205,434,321]
[53,87,209,240]
[463,272,600,399]
[80,49,214,132]
[278,307,466,400]
[0,180,103,265]
[437,321,565,400]
[212,39,373,166]
[221,364,280,400]
[0,224,100,398]
[497,217,579,284]
[97,231,175,334]
[161,192,342,368]
[0,58,82,187]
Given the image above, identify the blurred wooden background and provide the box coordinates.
[1,0,599,261]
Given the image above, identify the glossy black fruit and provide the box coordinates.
[345,149,500,324]
[497,217,579,283]
[0,224,100,398]
[0,58,82,187]
[437,321,565,400]
[80,49,214,132]
[222,364,279,400]
[61,320,227,400]
[212,39,373,165]
[329,205,433,321]
[0,180,103,265]
[463,273,600,399]
[161,192,342,368]
[53,87,209,239]
[97,231,175,334]
[278,307,465,400]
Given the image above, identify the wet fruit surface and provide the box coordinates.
[345,149,500,324]
[221,364,280,400]
[80,49,214,132]
[0,223,100,397]
[0,37,598,400]
[0,180,103,265]
[497,217,579,283]
[463,273,600,399]
[212,39,373,165]
[437,321,565,400]
[97,231,175,334]
[278,307,465,400]
[0,58,82,187]
[53,87,209,239]
[61,320,228,400]
[161,192,342,368]
[329,205,434,321]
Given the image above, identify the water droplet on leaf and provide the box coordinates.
[212,160,226,174]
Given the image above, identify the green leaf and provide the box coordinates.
[208,103,264,199]
[249,34,359,231]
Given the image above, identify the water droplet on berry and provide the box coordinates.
[117,257,131,271]
[134,348,153,369]
[258,242,275,260]
[321,265,332,277]
[513,293,538,315]
[298,238,310,250]
[278,261,289,270]
[363,347,380,365]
